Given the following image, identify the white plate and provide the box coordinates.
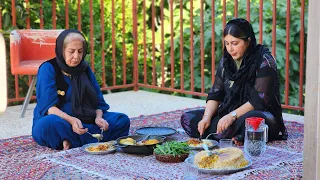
[187,139,219,150]
[184,156,252,174]
[82,142,117,155]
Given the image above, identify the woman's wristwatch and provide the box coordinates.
[230,111,237,120]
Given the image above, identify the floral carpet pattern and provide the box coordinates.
[0,108,303,179]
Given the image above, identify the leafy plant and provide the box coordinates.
[138,0,307,114]
[154,141,190,156]
[1,0,308,114]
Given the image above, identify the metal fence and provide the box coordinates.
[2,0,306,111]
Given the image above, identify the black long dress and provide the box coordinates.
[180,45,287,142]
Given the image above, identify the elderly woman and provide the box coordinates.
[181,18,287,145]
[32,29,130,150]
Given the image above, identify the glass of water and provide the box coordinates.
[219,139,233,148]
[181,160,198,180]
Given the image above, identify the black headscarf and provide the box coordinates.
[218,18,269,116]
[55,29,98,123]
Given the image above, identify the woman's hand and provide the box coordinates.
[198,117,211,136]
[216,114,235,134]
[95,117,109,131]
[70,117,88,135]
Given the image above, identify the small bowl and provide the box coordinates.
[154,153,189,163]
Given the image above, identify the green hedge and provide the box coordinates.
[0,0,307,114]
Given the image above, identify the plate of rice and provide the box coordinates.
[82,141,117,155]
[184,147,252,174]
[186,138,218,150]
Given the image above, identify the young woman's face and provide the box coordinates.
[63,40,84,67]
[224,34,249,60]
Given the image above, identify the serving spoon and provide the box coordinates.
[205,132,218,139]
[87,129,104,142]
[202,143,219,156]
[136,134,150,145]
[202,143,213,156]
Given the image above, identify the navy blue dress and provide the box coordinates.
[32,62,130,149]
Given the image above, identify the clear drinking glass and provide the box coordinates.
[181,161,198,180]
[244,117,268,157]
[219,139,233,148]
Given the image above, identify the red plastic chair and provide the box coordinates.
[10,29,63,117]
[0,33,7,114]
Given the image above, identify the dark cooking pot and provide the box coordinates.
[116,135,166,155]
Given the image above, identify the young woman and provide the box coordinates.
[32,29,130,150]
[180,18,287,145]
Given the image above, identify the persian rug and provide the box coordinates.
[0,108,303,179]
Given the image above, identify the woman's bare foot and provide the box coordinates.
[232,137,244,146]
[63,140,71,150]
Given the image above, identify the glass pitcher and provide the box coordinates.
[244,117,268,157]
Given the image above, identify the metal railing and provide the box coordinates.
[2,0,306,111]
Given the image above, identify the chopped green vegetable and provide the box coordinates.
[154,141,190,157]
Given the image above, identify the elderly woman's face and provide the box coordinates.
[224,34,249,60]
[63,40,84,67]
